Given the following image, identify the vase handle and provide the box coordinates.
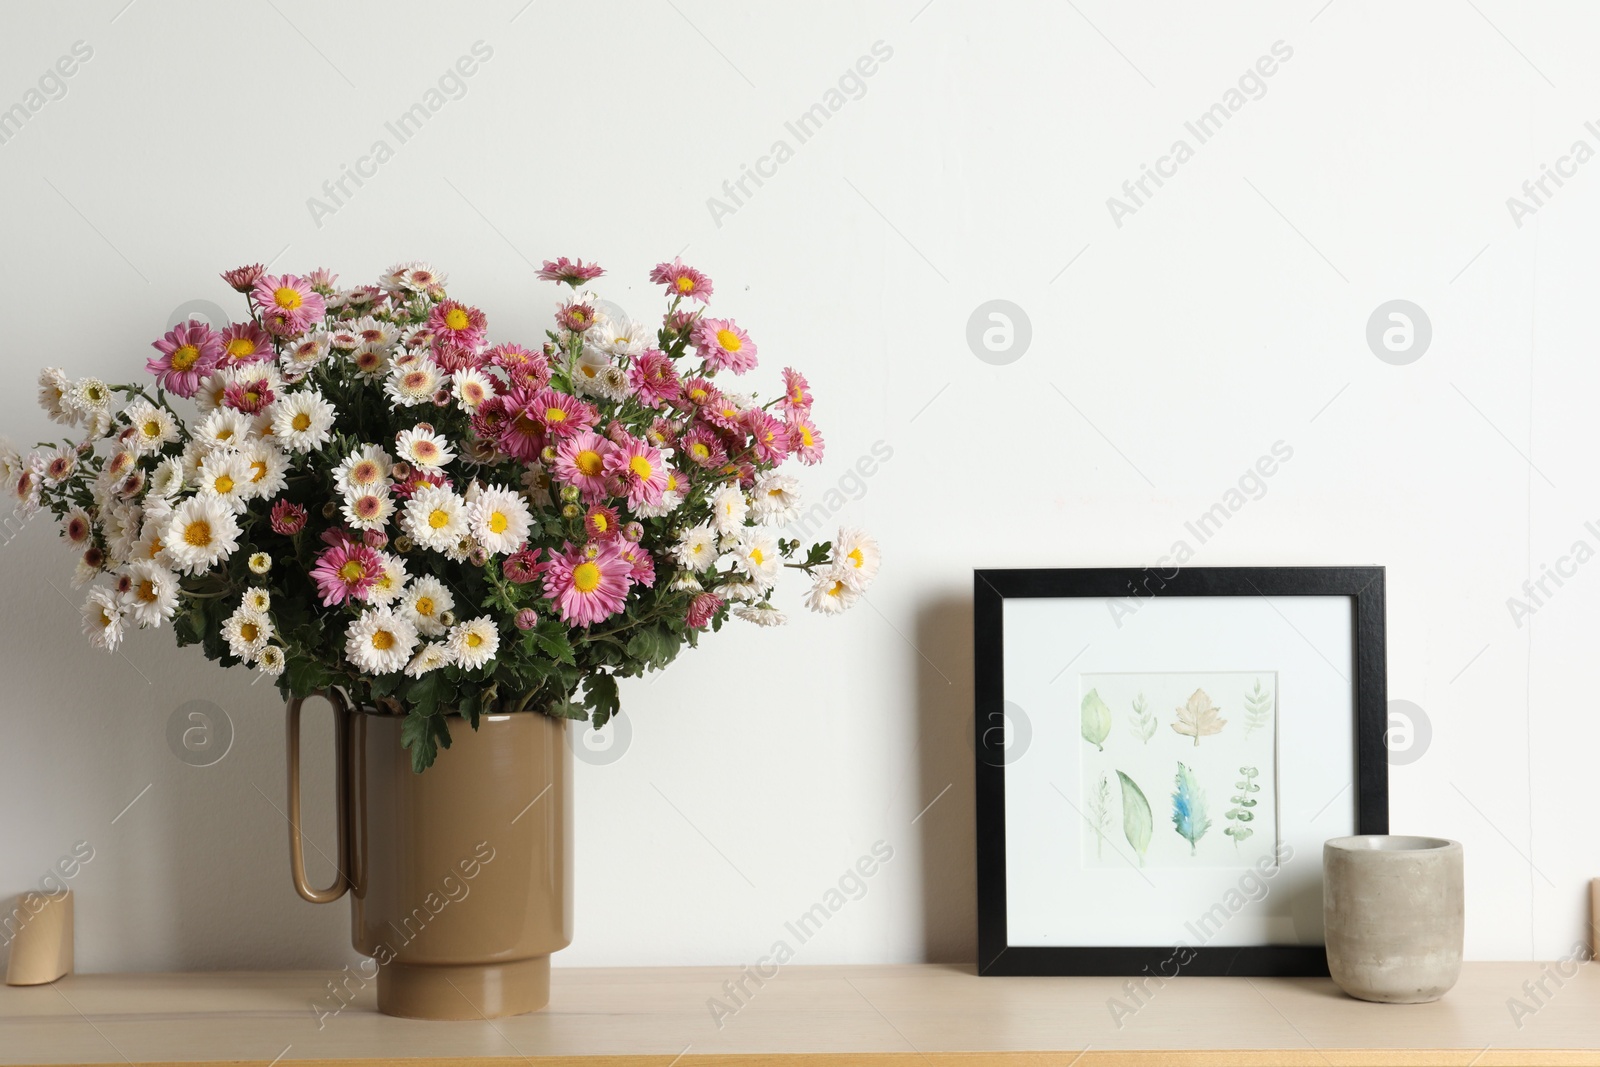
[285,690,352,904]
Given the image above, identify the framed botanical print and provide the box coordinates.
[974,566,1388,977]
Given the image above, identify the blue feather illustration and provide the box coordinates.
[1171,762,1211,856]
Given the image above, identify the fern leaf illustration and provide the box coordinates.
[1081,688,1112,751]
[1224,765,1260,848]
[1171,688,1226,747]
[1171,762,1211,856]
[1128,692,1156,743]
[1087,773,1111,859]
[1116,770,1152,866]
[1242,679,1273,739]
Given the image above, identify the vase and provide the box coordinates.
[1323,835,1463,1004]
[286,691,573,1020]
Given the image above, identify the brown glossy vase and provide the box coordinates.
[286,693,573,1020]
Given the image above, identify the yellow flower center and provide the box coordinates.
[570,309,587,324]
[251,461,268,482]
[676,277,694,292]
[371,630,395,651]
[750,548,764,565]
[574,450,603,477]
[591,513,609,533]
[339,560,366,582]
[848,548,864,568]
[690,443,709,460]
[428,509,450,530]
[183,520,212,548]
[545,407,567,423]
[214,475,234,494]
[828,581,845,597]
[665,473,679,491]
[628,455,653,480]
[572,562,601,593]
[150,536,164,556]
[273,286,303,310]
[291,412,312,432]
[240,622,259,643]
[171,345,201,371]
[465,631,484,648]
[488,512,509,534]
[798,425,814,446]
[444,307,470,330]
[225,337,255,360]
[142,419,162,438]
[716,329,742,352]
[137,580,157,603]
[580,364,599,379]
[415,596,435,616]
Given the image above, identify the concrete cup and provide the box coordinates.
[1323,835,1463,1003]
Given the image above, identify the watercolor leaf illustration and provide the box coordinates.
[1171,688,1226,747]
[1116,770,1152,866]
[1128,692,1156,743]
[1081,688,1112,751]
[1171,762,1211,856]
[1224,765,1260,848]
[1242,679,1272,739]
[1087,773,1111,859]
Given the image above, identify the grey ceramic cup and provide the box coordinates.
[1323,836,1464,1003]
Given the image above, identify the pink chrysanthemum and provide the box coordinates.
[344,285,387,311]
[678,426,728,470]
[430,341,479,374]
[391,467,449,500]
[781,367,812,415]
[628,349,681,409]
[584,505,621,541]
[701,395,746,433]
[503,548,545,585]
[744,410,791,464]
[306,267,339,293]
[310,540,383,606]
[648,417,679,449]
[529,388,597,438]
[223,375,275,415]
[678,376,721,412]
[649,258,714,303]
[556,300,598,333]
[487,344,551,390]
[686,592,723,629]
[252,274,326,337]
[543,541,631,628]
[490,392,545,463]
[427,300,487,353]
[603,438,668,510]
[147,320,223,398]
[619,543,656,588]
[692,318,757,374]
[220,263,265,292]
[552,432,614,502]
[787,413,826,465]
[217,321,274,367]
[270,500,308,535]
[537,257,606,286]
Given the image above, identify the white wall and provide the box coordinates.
[0,0,1594,974]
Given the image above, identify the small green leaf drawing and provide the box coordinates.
[1242,679,1273,739]
[1115,771,1152,866]
[1171,688,1226,747]
[1224,765,1260,849]
[1171,762,1211,856]
[1087,773,1112,859]
[1081,688,1112,751]
[1128,692,1156,743]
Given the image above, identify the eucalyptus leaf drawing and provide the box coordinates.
[1242,679,1272,739]
[1128,692,1156,743]
[1171,688,1226,747]
[1171,762,1211,856]
[1081,688,1112,751]
[1087,773,1111,859]
[1224,765,1260,848]
[1116,770,1152,866]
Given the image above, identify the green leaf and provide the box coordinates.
[1080,689,1112,751]
[1115,771,1152,865]
[400,706,452,773]
[583,674,620,729]
[534,624,577,666]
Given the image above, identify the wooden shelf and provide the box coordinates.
[1,963,1597,1065]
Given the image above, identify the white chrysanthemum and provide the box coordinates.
[674,524,719,570]
[81,588,125,651]
[468,485,532,556]
[103,502,142,563]
[38,368,73,424]
[81,407,114,439]
[121,560,179,628]
[401,575,454,637]
[178,440,207,484]
[256,645,287,678]
[281,335,329,378]
[348,341,391,379]
[149,456,186,499]
[342,488,395,531]
[833,527,881,588]
[195,409,254,452]
[395,426,454,469]
[404,642,452,678]
[735,530,781,589]
[520,463,553,509]
[750,472,801,524]
[713,579,762,603]
[248,552,272,576]
[334,444,392,493]
[447,616,500,670]
[451,368,496,412]
[710,485,748,534]
[400,485,468,552]
[129,522,171,568]
[367,552,409,607]
[242,587,272,613]
[196,452,253,513]
[223,605,272,663]
[194,371,232,414]
[61,506,92,547]
[241,443,289,501]
[635,468,688,519]
[162,495,242,574]
[271,390,337,453]
[66,378,112,422]
[734,603,787,627]
[352,315,401,347]
[384,359,442,407]
[669,572,703,593]
[344,608,418,675]
[805,566,861,614]
[588,315,651,359]
[571,351,627,400]
[124,400,180,455]
[36,446,76,486]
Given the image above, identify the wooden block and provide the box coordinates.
[4,888,72,986]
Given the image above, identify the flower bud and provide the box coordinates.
[561,503,581,519]
[514,608,539,631]
[559,484,581,503]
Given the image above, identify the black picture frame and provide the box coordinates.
[974,566,1388,977]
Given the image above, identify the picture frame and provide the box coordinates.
[974,566,1388,977]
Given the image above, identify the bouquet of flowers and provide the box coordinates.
[2,257,879,770]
